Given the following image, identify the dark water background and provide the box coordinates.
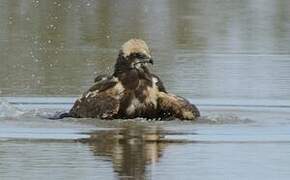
[1,0,290,179]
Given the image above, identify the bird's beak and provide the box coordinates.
[149,58,154,65]
[134,56,154,66]
[139,57,154,65]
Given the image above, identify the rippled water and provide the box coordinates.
[1,0,290,180]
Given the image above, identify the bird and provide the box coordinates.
[60,39,200,120]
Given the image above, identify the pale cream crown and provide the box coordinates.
[121,39,151,58]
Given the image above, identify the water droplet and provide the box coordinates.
[33,0,40,7]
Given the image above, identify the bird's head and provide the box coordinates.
[114,39,153,74]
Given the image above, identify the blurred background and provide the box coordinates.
[0,0,290,102]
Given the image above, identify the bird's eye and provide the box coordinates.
[136,53,146,59]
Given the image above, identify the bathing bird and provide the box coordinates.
[66,39,200,120]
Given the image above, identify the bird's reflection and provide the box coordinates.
[82,123,167,179]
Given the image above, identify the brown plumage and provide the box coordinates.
[68,39,200,120]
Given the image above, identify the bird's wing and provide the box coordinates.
[157,92,200,120]
[94,74,111,83]
[69,77,125,119]
[87,77,117,93]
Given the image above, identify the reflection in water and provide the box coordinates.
[83,124,167,179]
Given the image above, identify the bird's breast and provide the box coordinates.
[125,79,159,116]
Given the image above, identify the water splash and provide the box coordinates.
[197,114,253,124]
[0,98,24,118]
